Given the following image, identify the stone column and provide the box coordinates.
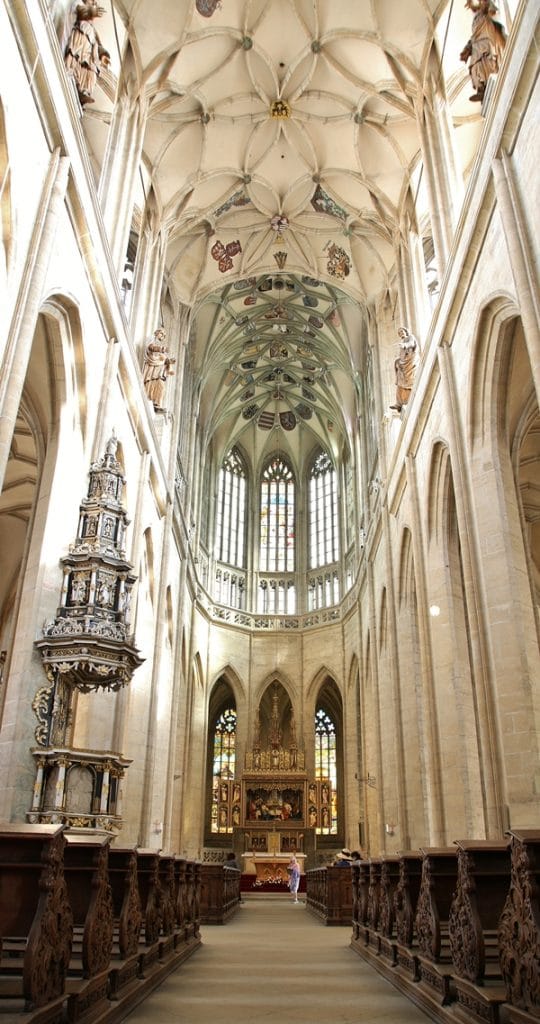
[31,758,46,813]
[100,765,110,814]
[437,341,504,835]
[492,152,540,398]
[404,454,445,842]
[381,504,409,848]
[0,150,70,492]
[416,86,462,277]
[89,336,121,464]
[366,557,386,853]
[98,90,148,276]
[54,758,68,812]
[130,224,169,350]
[139,501,173,846]
[111,449,150,754]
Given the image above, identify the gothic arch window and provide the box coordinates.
[210,706,237,834]
[309,450,339,570]
[314,706,338,835]
[260,455,295,572]
[216,447,247,568]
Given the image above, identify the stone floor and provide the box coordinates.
[125,896,432,1023]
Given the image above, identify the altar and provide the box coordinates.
[242,851,306,882]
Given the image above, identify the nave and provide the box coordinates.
[125,897,430,1024]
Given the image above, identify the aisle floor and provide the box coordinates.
[125,897,432,1024]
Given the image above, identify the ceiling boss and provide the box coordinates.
[270,99,291,119]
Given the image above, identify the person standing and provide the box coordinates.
[288,855,301,903]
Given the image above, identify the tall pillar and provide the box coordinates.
[130,225,169,351]
[492,153,540,399]
[416,85,462,276]
[98,90,148,276]
[396,214,431,343]
[437,341,504,836]
[404,454,445,842]
[139,501,173,846]
[0,151,70,491]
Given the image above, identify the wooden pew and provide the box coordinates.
[157,854,176,961]
[377,855,401,965]
[172,857,201,963]
[448,839,511,1024]
[173,856,187,946]
[498,829,540,1024]
[106,847,142,1006]
[199,864,241,924]
[393,851,423,985]
[305,865,353,926]
[365,858,382,953]
[134,849,162,980]
[183,860,201,944]
[350,857,399,966]
[62,833,113,1024]
[0,823,72,1023]
[413,847,458,1012]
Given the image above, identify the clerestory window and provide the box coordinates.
[215,447,246,568]
[260,455,295,572]
[309,450,339,569]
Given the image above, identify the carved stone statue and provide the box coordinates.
[460,0,506,103]
[142,328,176,410]
[390,326,419,413]
[64,4,110,106]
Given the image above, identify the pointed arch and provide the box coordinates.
[308,447,339,570]
[206,673,238,837]
[467,294,520,451]
[313,675,343,838]
[0,297,87,719]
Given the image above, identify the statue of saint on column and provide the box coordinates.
[390,326,419,413]
[460,0,506,103]
[142,328,176,410]
[64,4,110,106]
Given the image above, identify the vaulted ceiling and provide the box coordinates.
[84,0,482,458]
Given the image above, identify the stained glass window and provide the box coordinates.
[260,456,295,572]
[211,708,237,834]
[315,707,337,834]
[309,451,339,569]
[215,448,246,567]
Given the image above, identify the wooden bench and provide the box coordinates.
[305,865,353,926]
[393,851,423,985]
[62,833,113,1024]
[414,847,458,1011]
[199,864,241,924]
[183,860,201,943]
[106,847,142,1004]
[0,823,72,1023]
[498,829,540,1024]
[134,849,162,979]
[365,859,382,952]
[377,855,401,965]
[448,838,511,1024]
[157,853,176,961]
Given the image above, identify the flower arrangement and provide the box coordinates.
[252,875,288,887]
